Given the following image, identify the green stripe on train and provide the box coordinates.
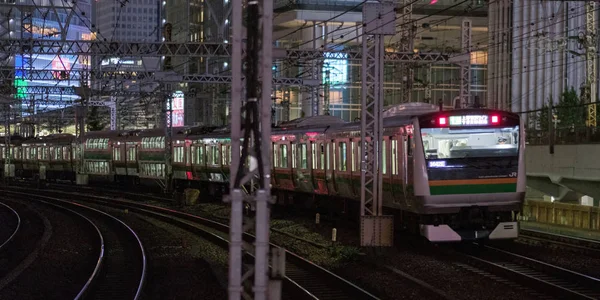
[429,183,517,195]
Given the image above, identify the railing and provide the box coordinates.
[522,200,600,231]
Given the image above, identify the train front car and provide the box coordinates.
[414,109,525,242]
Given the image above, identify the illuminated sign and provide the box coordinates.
[323,52,348,87]
[170,91,185,127]
[101,57,136,66]
[449,115,488,126]
[428,161,446,168]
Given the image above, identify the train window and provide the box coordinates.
[208,145,219,165]
[391,139,398,175]
[221,145,227,165]
[113,147,121,161]
[311,143,317,169]
[127,147,136,161]
[63,146,70,160]
[174,146,184,163]
[351,141,356,171]
[320,144,325,170]
[272,144,279,168]
[299,144,307,169]
[338,142,347,171]
[330,143,335,170]
[291,144,297,168]
[382,140,387,174]
[406,135,413,157]
[194,145,204,165]
[280,144,288,168]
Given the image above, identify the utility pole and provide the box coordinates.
[226,0,283,299]
[360,1,395,247]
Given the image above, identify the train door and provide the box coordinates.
[390,135,402,203]
[294,140,311,193]
[325,140,336,195]
[312,141,328,194]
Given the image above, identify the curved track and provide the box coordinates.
[0,201,20,250]
[2,187,378,300]
[3,192,147,300]
[461,243,600,300]
[52,200,147,300]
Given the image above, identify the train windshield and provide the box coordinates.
[421,126,519,160]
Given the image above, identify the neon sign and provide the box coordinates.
[449,115,488,126]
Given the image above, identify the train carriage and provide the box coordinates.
[2,103,525,243]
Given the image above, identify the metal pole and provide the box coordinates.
[227,0,244,294]
[360,1,395,247]
[460,19,472,108]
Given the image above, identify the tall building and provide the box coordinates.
[92,0,161,42]
[1,0,93,131]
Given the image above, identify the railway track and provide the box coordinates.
[0,193,147,300]
[458,243,600,300]
[0,201,20,251]
[519,228,600,256]
[1,186,379,300]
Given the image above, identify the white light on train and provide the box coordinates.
[438,117,447,125]
[449,115,488,126]
[429,161,446,168]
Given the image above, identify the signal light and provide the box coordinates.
[491,115,499,124]
[438,117,447,126]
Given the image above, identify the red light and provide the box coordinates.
[491,115,499,124]
[439,117,447,126]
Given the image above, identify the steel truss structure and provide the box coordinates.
[0,38,450,62]
[585,2,597,127]
[459,19,472,108]
[360,1,395,247]
[399,0,414,103]
[226,0,283,299]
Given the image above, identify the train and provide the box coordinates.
[0,103,526,242]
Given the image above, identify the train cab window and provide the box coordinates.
[279,144,288,168]
[299,144,308,169]
[338,142,347,171]
[391,139,398,175]
[174,146,184,163]
[406,135,413,157]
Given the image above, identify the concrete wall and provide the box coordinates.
[526,144,600,203]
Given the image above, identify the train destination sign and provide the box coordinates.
[449,115,489,126]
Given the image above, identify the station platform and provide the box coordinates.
[520,221,600,242]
